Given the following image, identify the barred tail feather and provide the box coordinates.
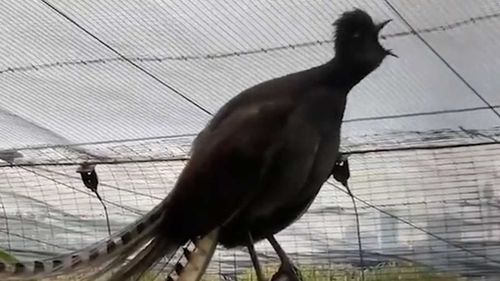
[84,220,162,280]
[176,228,219,281]
[107,228,220,281]
[83,216,169,280]
[0,196,172,280]
[105,234,180,281]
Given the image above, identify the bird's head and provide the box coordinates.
[333,9,396,69]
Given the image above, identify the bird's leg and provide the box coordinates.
[247,232,267,281]
[267,236,302,281]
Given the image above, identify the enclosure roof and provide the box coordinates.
[1,0,499,164]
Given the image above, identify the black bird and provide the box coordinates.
[0,8,394,281]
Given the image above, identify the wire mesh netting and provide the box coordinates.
[1,133,499,280]
[1,0,500,280]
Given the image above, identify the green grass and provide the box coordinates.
[0,248,19,264]
[24,263,468,281]
[221,262,465,281]
[0,255,464,281]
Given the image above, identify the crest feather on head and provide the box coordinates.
[333,9,376,50]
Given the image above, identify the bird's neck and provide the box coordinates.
[319,56,377,91]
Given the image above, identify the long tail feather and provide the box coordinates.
[106,235,179,281]
[83,216,168,281]
[177,229,219,281]
[0,196,171,280]
[166,229,219,281]
[102,228,219,281]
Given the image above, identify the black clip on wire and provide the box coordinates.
[331,154,364,281]
[76,163,111,237]
[332,153,351,195]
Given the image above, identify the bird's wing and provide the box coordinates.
[165,96,303,238]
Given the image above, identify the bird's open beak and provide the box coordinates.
[385,49,398,58]
[377,19,398,58]
[377,19,392,33]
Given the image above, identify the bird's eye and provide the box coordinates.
[353,32,360,38]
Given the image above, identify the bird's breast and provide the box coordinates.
[297,134,340,197]
[250,131,340,220]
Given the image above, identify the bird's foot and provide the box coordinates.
[270,262,303,281]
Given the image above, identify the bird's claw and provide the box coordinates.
[270,263,303,281]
